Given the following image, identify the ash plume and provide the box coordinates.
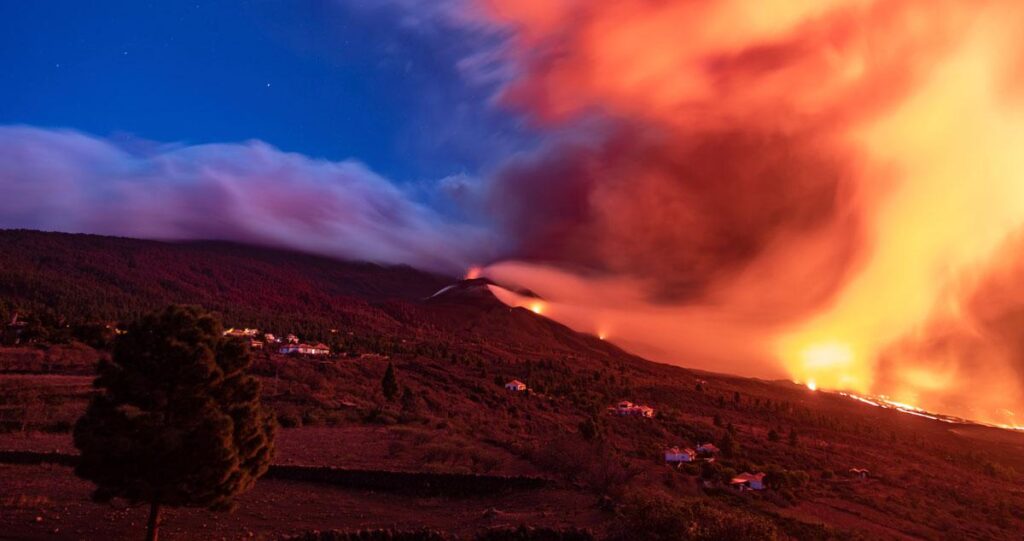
[472,0,1024,425]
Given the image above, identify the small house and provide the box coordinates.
[664,447,696,464]
[696,443,720,456]
[279,343,330,356]
[286,334,299,344]
[505,380,528,392]
[249,339,264,350]
[612,401,655,417]
[223,328,259,338]
[849,468,869,479]
[307,343,330,355]
[730,472,766,491]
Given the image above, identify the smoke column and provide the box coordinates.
[474,0,1024,425]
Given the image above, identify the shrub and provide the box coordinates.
[607,495,778,541]
[276,408,303,428]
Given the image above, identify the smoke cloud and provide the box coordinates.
[0,125,495,273]
[470,0,1024,425]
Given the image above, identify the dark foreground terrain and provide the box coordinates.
[2,230,1024,540]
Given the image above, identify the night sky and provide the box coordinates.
[0,0,529,182]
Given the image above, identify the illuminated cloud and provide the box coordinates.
[468,0,1024,424]
[0,125,496,273]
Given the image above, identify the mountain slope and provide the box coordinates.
[2,230,1024,539]
[0,229,451,339]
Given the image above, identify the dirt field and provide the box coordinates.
[0,463,600,541]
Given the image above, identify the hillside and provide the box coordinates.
[0,229,450,340]
[2,230,1024,540]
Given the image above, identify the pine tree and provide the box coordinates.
[73,305,276,541]
[382,362,399,401]
[720,430,738,458]
[578,415,604,441]
[400,387,419,414]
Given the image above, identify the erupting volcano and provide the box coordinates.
[471,0,1024,427]
[7,1,1024,538]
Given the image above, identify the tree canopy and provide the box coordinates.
[73,305,276,539]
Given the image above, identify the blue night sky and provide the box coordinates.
[0,0,530,183]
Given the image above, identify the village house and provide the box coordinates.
[264,333,277,343]
[730,472,766,491]
[611,401,655,417]
[223,327,260,338]
[279,342,331,356]
[696,442,720,456]
[249,339,264,350]
[664,446,697,464]
[285,334,299,344]
[505,380,528,392]
[849,468,870,479]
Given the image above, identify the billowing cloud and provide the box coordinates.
[0,125,496,273]
[464,0,1024,425]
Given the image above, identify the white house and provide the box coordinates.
[279,343,330,356]
[505,380,528,392]
[849,468,869,479]
[730,472,766,491]
[664,447,697,464]
[613,401,655,417]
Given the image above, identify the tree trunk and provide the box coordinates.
[146,502,161,541]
